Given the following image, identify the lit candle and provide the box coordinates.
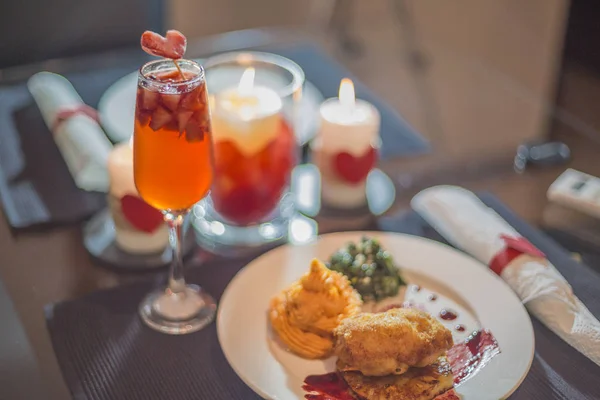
[313,78,381,209]
[211,67,283,156]
[107,140,169,254]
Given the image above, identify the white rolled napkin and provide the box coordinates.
[27,72,112,192]
[411,185,600,366]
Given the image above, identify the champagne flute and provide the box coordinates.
[133,58,215,334]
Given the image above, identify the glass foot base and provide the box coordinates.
[192,195,295,256]
[139,285,216,335]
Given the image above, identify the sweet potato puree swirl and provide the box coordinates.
[269,259,362,359]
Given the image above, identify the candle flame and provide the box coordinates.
[339,78,356,108]
[238,67,255,96]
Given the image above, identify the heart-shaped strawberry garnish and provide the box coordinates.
[141,30,187,59]
[333,147,377,184]
[120,195,164,233]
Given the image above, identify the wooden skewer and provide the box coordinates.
[173,59,186,81]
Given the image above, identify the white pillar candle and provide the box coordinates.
[107,141,136,198]
[211,67,283,156]
[313,78,381,209]
[107,141,169,254]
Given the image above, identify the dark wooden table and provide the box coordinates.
[1,28,600,400]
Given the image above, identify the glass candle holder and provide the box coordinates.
[192,52,303,251]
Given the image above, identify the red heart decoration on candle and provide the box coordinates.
[120,195,164,233]
[141,30,187,59]
[333,147,377,184]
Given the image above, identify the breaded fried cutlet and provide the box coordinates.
[333,308,453,376]
[341,356,459,400]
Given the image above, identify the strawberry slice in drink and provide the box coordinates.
[149,106,173,131]
[183,108,209,141]
[180,89,201,110]
[164,118,179,132]
[161,93,181,111]
[192,108,209,125]
[176,111,194,133]
[141,30,187,59]
[149,69,188,83]
[139,88,159,111]
[137,110,151,126]
[157,69,182,81]
[184,120,205,142]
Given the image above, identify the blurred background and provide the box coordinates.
[1,0,588,153]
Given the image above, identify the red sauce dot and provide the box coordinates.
[440,308,458,321]
[455,324,466,332]
[428,293,438,301]
[412,285,421,292]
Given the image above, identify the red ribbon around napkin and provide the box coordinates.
[489,234,546,275]
[52,104,99,131]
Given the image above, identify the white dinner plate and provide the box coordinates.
[97,60,324,144]
[217,231,534,400]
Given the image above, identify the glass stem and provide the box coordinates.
[165,212,186,295]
